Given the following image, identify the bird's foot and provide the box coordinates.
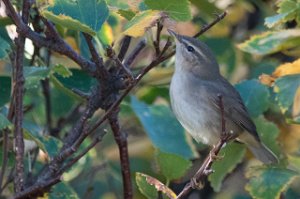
[209,151,224,160]
[190,177,204,190]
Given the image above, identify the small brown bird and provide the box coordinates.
[168,30,277,164]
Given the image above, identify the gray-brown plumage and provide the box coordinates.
[168,30,277,164]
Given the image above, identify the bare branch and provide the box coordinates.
[108,109,132,199]
[124,38,146,67]
[194,11,227,38]
[118,36,131,61]
[12,0,32,192]
[83,33,109,79]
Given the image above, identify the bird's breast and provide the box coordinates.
[170,72,220,145]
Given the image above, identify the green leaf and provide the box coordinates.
[235,79,270,117]
[0,76,11,107]
[53,68,97,95]
[136,172,158,199]
[274,74,300,113]
[48,182,80,199]
[144,0,192,21]
[52,64,72,78]
[24,66,52,89]
[123,10,164,37]
[42,0,109,35]
[246,166,299,199]
[117,9,136,20]
[238,30,300,55]
[253,116,281,157]
[155,149,192,181]
[23,128,62,158]
[0,34,11,59]
[208,142,246,191]
[0,113,11,130]
[131,96,197,159]
[265,0,299,28]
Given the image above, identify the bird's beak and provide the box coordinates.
[167,29,180,42]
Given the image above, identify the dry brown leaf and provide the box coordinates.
[143,173,177,199]
[259,73,275,86]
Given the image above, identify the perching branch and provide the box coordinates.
[176,95,231,199]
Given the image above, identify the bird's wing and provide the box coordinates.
[207,77,260,140]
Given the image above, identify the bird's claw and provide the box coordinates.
[191,177,204,190]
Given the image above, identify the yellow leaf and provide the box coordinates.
[123,10,165,37]
[273,59,300,77]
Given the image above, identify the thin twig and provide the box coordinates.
[107,47,134,81]
[176,95,230,199]
[153,21,163,57]
[194,11,227,38]
[118,36,131,61]
[124,38,146,67]
[83,33,109,79]
[108,108,132,199]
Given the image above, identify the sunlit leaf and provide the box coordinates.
[136,172,176,199]
[155,149,192,181]
[246,166,299,199]
[208,142,246,191]
[0,113,11,130]
[0,76,11,107]
[235,79,270,117]
[238,30,300,55]
[273,59,300,78]
[123,10,165,37]
[265,0,300,28]
[131,96,197,159]
[42,0,109,35]
[274,74,300,113]
[145,0,192,21]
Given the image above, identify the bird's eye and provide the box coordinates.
[187,45,194,52]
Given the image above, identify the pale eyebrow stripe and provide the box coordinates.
[181,38,210,62]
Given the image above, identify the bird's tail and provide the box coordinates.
[238,133,278,164]
[247,142,278,164]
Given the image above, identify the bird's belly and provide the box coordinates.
[170,80,220,145]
